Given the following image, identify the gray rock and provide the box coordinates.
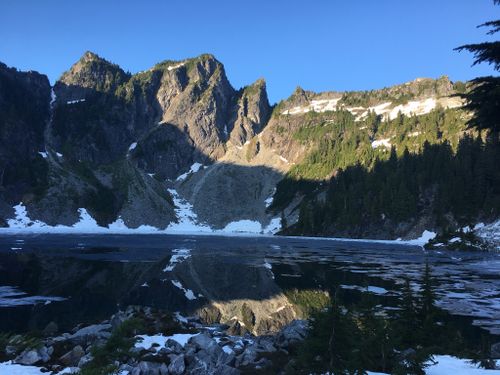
[189,333,218,352]
[168,353,186,375]
[166,338,184,354]
[14,345,51,365]
[59,345,85,367]
[78,352,94,368]
[276,320,308,347]
[132,361,169,375]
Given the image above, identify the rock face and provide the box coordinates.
[0,62,51,224]
[0,53,469,236]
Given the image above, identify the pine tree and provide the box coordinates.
[419,263,439,347]
[455,0,500,131]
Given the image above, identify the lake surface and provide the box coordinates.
[0,233,499,338]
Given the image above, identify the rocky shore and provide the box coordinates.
[0,305,309,374]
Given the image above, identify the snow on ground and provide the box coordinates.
[223,220,262,233]
[166,189,212,233]
[128,142,137,151]
[427,355,500,375]
[364,355,500,375]
[371,138,392,149]
[167,62,186,71]
[66,99,86,105]
[171,280,197,300]
[163,248,192,272]
[176,162,204,182]
[265,188,276,208]
[135,333,199,350]
[404,230,437,246]
[281,98,341,115]
[50,88,57,107]
[1,205,436,247]
[56,152,63,158]
[38,151,48,158]
[475,220,500,251]
[0,362,46,374]
[281,96,463,121]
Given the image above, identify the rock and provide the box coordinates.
[235,345,258,367]
[67,323,112,346]
[276,320,308,347]
[226,320,250,336]
[491,342,500,359]
[14,345,51,365]
[60,345,85,367]
[198,305,222,324]
[256,336,276,353]
[168,354,185,375]
[189,333,218,352]
[132,361,169,375]
[166,338,183,354]
[42,321,59,336]
[78,352,94,368]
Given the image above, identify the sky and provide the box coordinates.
[0,0,498,103]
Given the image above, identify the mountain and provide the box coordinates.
[0,52,498,243]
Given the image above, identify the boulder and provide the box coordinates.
[59,345,85,366]
[14,345,51,365]
[131,360,169,375]
[168,353,186,375]
[276,320,308,347]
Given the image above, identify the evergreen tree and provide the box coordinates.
[419,263,439,347]
[455,0,500,131]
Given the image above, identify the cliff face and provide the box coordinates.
[0,53,478,238]
[0,63,51,224]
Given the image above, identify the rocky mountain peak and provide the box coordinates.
[57,51,129,95]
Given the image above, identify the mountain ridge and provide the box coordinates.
[1,52,497,244]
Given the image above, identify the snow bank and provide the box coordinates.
[222,220,262,233]
[427,355,500,375]
[0,362,45,374]
[404,230,436,246]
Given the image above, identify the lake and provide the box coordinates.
[0,233,499,340]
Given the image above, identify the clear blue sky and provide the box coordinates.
[0,0,497,103]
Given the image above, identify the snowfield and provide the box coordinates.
[281,95,464,121]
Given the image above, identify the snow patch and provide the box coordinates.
[371,138,392,149]
[166,189,212,233]
[405,230,437,246]
[176,162,204,181]
[171,280,197,300]
[222,220,262,233]
[163,248,192,272]
[38,151,48,158]
[66,99,86,105]
[135,333,199,350]
[128,142,137,151]
[167,62,186,71]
